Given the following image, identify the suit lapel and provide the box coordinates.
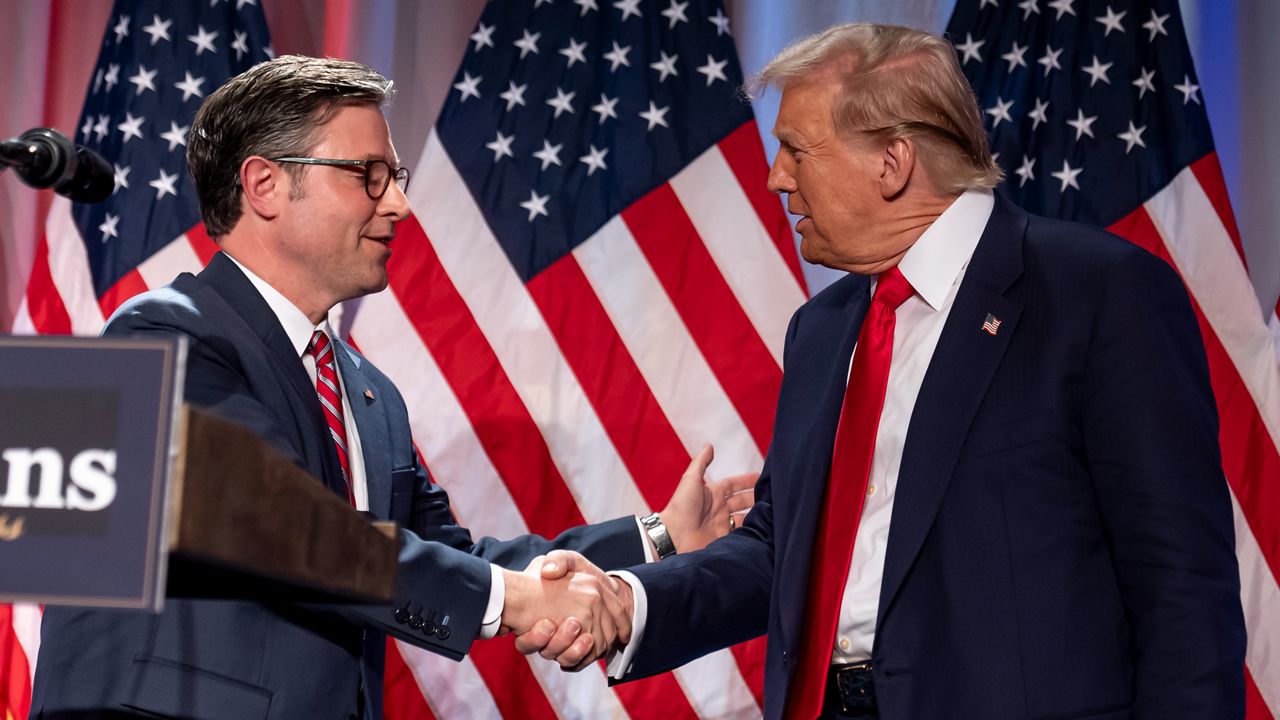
[334,340,393,519]
[198,253,349,498]
[876,196,1028,627]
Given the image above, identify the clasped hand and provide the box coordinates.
[499,551,633,671]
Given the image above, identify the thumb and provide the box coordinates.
[540,549,578,579]
[681,443,715,487]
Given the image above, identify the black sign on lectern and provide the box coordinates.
[0,336,185,610]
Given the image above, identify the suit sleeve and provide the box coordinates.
[1082,251,1245,718]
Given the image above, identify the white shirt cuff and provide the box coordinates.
[605,569,648,679]
[479,563,505,640]
[635,515,657,563]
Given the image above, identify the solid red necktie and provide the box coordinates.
[307,329,355,507]
[787,266,914,718]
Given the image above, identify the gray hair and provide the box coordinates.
[188,55,395,237]
[752,23,1001,193]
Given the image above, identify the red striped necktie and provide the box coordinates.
[307,329,355,507]
[787,266,914,718]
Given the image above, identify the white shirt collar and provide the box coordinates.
[224,254,331,357]
[893,188,995,311]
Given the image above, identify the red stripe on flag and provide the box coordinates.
[186,223,219,266]
[0,605,32,720]
[382,641,437,720]
[24,239,71,335]
[385,216,586,536]
[718,121,807,292]
[1188,154,1247,268]
[322,0,353,57]
[1109,205,1280,585]
[1245,665,1276,720]
[623,184,783,454]
[469,636,563,720]
[526,255,689,510]
[97,269,148,319]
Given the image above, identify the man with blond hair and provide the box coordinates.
[530,22,1245,719]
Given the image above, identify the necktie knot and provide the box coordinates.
[308,329,332,363]
[873,266,914,311]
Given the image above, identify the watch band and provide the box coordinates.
[640,512,676,559]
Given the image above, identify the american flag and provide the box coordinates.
[4,0,803,718]
[949,0,1280,714]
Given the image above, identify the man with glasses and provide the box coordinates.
[30,55,750,720]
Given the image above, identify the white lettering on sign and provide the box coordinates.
[0,448,119,511]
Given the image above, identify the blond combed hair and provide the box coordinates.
[753,23,1002,193]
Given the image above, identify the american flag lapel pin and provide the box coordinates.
[364,388,375,402]
[982,313,1002,336]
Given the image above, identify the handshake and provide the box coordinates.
[498,444,754,670]
[499,550,637,671]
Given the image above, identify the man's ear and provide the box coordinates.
[240,156,284,221]
[879,137,915,199]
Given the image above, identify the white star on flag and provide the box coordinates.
[232,30,249,60]
[956,33,985,64]
[160,122,190,152]
[117,112,145,143]
[579,144,609,175]
[1047,0,1075,19]
[546,87,576,118]
[187,25,219,55]
[1028,97,1050,129]
[650,51,679,82]
[485,131,515,161]
[603,41,632,71]
[112,164,131,193]
[1066,108,1098,140]
[499,81,528,111]
[1014,155,1036,186]
[1133,67,1156,99]
[532,140,563,169]
[514,30,541,59]
[1082,55,1113,87]
[128,65,158,95]
[112,15,130,42]
[142,15,172,45]
[1117,120,1147,153]
[1096,6,1126,36]
[573,0,598,15]
[985,97,1014,127]
[104,63,120,90]
[470,23,495,50]
[697,54,728,86]
[93,115,109,142]
[661,0,689,28]
[560,38,588,67]
[1017,0,1039,19]
[591,93,619,124]
[1174,74,1200,104]
[613,0,642,20]
[1037,46,1062,76]
[174,72,206,101]
[1001,42,1028,70]
[519,190,550,221]
[1143,10,1170,41]
[149,168,179,200]
[98,212,120,242]
[1050,158,1083,191]
[453,72,482,102]
[708,8,731,36]
[640,101,670,130]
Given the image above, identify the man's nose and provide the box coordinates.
[766,155,795,195]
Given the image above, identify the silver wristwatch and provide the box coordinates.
[639,512,676,560]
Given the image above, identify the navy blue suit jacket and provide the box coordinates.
[622,196,1245,719]
[30,253,645,720]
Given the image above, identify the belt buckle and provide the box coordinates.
[834,661,875,716]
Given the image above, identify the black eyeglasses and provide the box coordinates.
[271,157,411,200]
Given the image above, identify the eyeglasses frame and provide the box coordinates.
[270,156,411,200]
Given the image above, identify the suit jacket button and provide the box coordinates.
[408,614,425,630]
[436,626,451,640]
[394,608,410,624]
[422,622,436,636]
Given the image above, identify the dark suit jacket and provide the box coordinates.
[621,196,1245,719]
[30,253,645,720]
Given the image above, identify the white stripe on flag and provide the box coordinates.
[1144,168,1280,449]
[351,290,635,719]
[350,289,527,539]
[395,641,502,719]
[669,145,806,368]
[45,197,105,335]
[673,651,763,720]
[573,216,764,478]
[11,295,36,335]
[136,234,204,290]
[13,602,42,686]
[1233,492,1280,713]
[412,131,648,522]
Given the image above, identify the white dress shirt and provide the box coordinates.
[609,189,995,677]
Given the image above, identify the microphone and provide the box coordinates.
[0,128,115,203]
